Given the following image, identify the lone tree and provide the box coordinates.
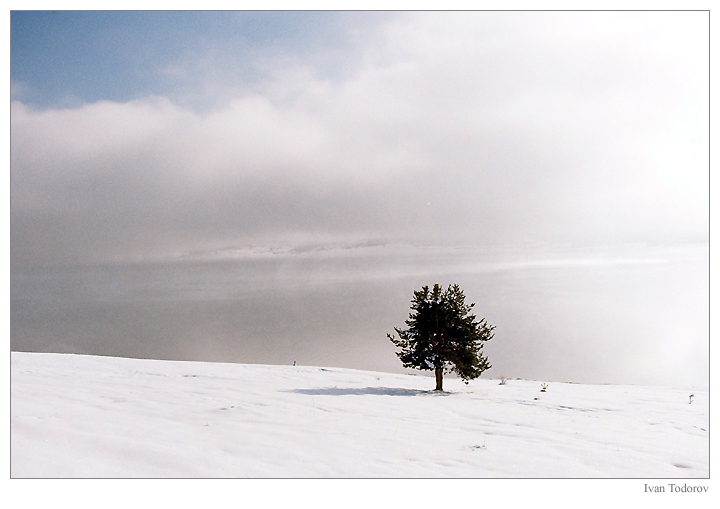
[388,284,494,391]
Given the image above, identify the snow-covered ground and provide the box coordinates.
[11,352,708,479]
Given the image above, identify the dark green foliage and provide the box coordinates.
[388,284,494,388]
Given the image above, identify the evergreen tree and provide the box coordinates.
[388,284,494,391]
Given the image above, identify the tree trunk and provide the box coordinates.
[434,366,443,391]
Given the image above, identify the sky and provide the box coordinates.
[9,11,710,387]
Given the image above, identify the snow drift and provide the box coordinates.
[10,352,708,478]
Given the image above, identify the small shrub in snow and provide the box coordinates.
[540,383,548,392]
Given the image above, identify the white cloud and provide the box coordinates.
[11,12,708,267]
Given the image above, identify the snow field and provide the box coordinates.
[11,352,708,478]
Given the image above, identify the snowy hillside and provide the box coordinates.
[11,352,708,478]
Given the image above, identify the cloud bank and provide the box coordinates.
[11,12,708,268]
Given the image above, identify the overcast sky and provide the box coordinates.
[11,11,709,267]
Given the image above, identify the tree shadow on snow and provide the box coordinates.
[287,387,450,397]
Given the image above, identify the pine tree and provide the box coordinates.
[388,284,494,391]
